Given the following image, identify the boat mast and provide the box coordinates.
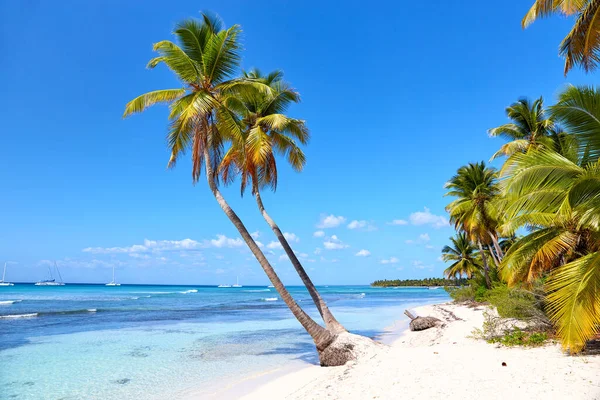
[55,262,64,284]
[112,265,115,283]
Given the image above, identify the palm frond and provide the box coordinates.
[123,89,186,118]
[546,251,600,353]
[147,41,201,83]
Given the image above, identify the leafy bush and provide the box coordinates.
[488,328,548,347]
[445,285,475,302]
[485,284,545,321]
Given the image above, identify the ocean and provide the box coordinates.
[0,284,449,399]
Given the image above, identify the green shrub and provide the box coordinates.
[446,285,475,302]
[488,328,548,347]
[485,284,544,320]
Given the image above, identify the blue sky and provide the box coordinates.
[0,1,592,285]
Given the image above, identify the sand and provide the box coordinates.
[237,303,600,400]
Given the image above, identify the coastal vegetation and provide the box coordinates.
[442,85,600,354]
[523,0,600,74]
[123,12,366,365]
[371,278,466,287]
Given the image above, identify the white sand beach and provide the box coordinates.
[231,303,600,400]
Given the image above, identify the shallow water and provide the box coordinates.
[0,284,449,399]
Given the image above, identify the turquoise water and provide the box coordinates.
[0,284,449,399]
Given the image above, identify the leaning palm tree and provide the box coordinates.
[488,97,554,160]
[499,148,600,353]
[441,233,482,279]
[445,162,502,288]
[122,13,363,365]
[219,69,346,333]
[522,0,600,75]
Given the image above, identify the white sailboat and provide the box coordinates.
[232,276,242,288]
[217,284,231,288]
[35,262,65,286]
[105,266,120,286]
[0,262,14,286]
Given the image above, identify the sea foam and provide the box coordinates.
[0,313,38,319]
[0,300,21,305]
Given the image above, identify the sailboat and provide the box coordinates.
[217,284,231,288]
[105,265,120,286]
[0,262,14,286]
[232,276,242,288]
[35,262,65,286]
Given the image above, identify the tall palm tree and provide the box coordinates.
[219,69,346,333]
[499,149,600,353]
[522,0,600,75]
[488,97,554,160]
[441,233,482,279]
[122,14,348,364]
[445,162,502,288]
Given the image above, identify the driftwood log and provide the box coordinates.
[404,310,444,331]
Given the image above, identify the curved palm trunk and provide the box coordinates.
[488,244,501,269]
[201,147,335,354]
[477,240,492,289]
[254,187,346,334]
[488,231,504,261]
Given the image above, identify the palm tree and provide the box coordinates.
[122,13,352,365]
[445,162,502,288]
[441,233,482,280]
[551,84,600,164]
[219,69,346,333]
[488,97,554,160]
[499,148,600,353]
[522,0,600,75]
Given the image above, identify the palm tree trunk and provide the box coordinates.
[488,231,504,261]
[201,146,334,352]
[488,244,501,269]
[254,186,346,334]
[477,240,492,289]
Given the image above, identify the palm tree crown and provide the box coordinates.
[488,97,554,160]
[442,233,482,279]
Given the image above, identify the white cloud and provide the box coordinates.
[380,257,399,264]
[412,260,433,270]
[317,214,346,229]
[355,249,371,257]
[255,241,265,248]
[215,268,225,274]
[38,258,127,269]
[83,235,244,254]
[388,219,408,226]
[209,235,244,248]
[323,235,349,250]
[405,233,431,245]
[129,253,150,259]
[250,231,260,239]
[347,220,367,229]
[314,248,322,255]
[313,230,325,237]
[283,232,300,242]
[347,220,376,231]
[279,254,290,261]
[409,208,449,228]
[267,241,283,250]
